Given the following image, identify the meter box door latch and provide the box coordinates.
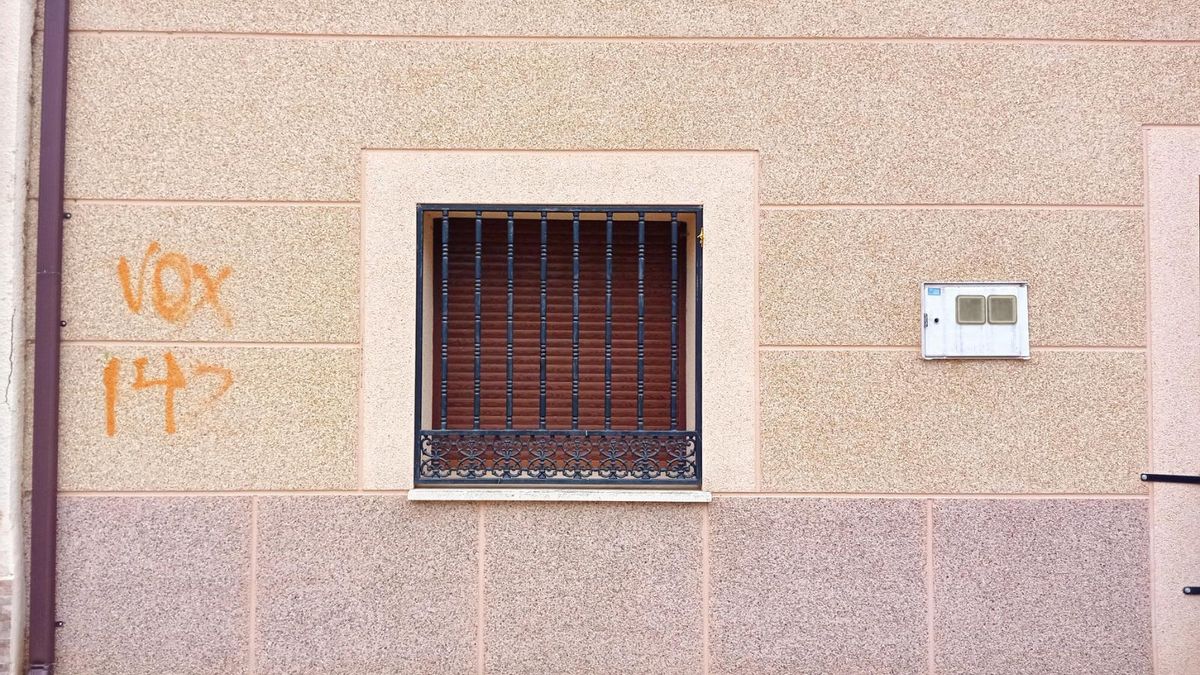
[921,282,1030,359]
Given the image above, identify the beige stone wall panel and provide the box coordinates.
[55,345,358,491]
[932,499,1151,674]
[55,36,1200,204]
[27,203,358,342]
[760,349,1147,493]
[760,208,1145,347]
[66,0,1200,40]
[55,496,251,674]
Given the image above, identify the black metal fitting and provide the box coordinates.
[1140,473,1200,485]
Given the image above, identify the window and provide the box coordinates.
[987,295,1018,324]
[414,205,701,486]
[956,295,986,324]
[955,294,1018,325]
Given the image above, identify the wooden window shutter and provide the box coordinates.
[432,214,687,431]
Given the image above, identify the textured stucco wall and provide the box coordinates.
[0,0,33,672]
[1146,128,1200,675]
[19,2,1200,673]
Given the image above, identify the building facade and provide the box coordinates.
[3,1,1200,673]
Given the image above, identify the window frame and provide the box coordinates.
[413,203,703,488]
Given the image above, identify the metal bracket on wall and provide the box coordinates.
[1139,472,1200,485]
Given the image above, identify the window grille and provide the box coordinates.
[414,205,702,486]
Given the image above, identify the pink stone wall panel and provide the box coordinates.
[254,496,478,674]
[931,499,1151,674]
[54,497,252,674]
[708,498,927,674]
[482,502,703,675]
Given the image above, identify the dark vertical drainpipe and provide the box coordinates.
[29,0,70,673]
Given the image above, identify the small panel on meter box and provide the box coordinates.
[922,282,1029,359]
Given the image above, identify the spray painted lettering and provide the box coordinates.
[104,352,234,436]
[118,241,233,328]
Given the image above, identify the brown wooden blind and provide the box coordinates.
[432,214,686,431]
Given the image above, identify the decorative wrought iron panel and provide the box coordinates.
[414,205,702,487]
[418,430,697,484]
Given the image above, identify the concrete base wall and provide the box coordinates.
[52,494,1153,674]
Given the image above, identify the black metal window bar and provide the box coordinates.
[414,204,702,486]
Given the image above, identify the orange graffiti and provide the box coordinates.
[104,352,234,436]
[103,357,120,437]
[117,241,161,314]
[117,242,233,328]
[191,263,233,328]
[193,362,234,404]
[133,352,187,434]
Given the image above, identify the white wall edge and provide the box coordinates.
[0,0,35,670]
[408,488,712,503]
[1145,125,1200,674]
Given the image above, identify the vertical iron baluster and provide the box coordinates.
[539,211,547,429]
[473,210,482,429]
[670,211,679,430]
[637,211,645,430]
[415,209,426,487]
[604,212,613,430]
[571,210,581,429]
[440,209,449,429]
[695,209,703,483]
[505,211,514,429]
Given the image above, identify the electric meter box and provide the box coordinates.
[921,282,1029,359]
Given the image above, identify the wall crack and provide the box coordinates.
[3,304,14,408]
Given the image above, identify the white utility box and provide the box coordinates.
[921,282,1029,359]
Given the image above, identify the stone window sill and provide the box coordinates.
[407,488,712,503]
